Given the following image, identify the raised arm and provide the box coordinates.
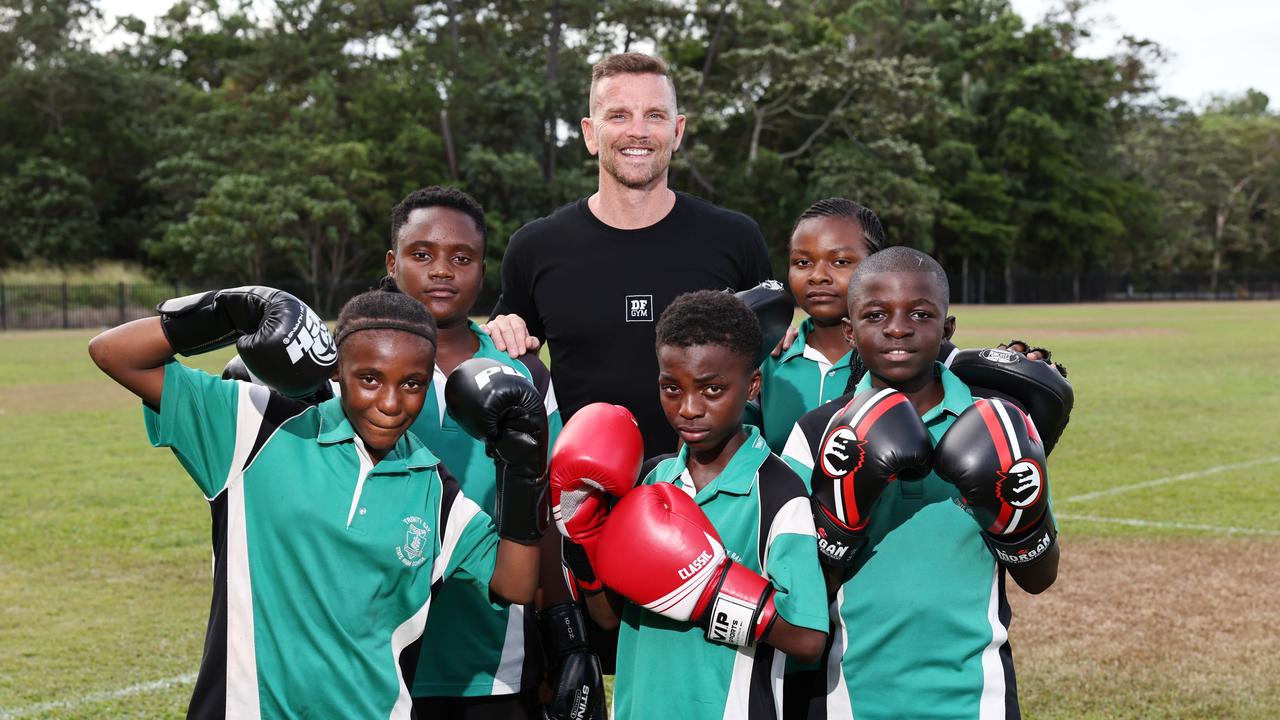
[88,316,173,409]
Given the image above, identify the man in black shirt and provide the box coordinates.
[485,52,772,456]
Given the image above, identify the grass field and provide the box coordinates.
[1,301,1278,718]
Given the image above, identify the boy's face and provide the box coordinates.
[843,271,955,392]
[386,206,484,329]
[657,343,760,454]
[788,217,872,326]
[336,330,434,458]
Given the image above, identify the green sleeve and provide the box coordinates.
[440,494,501,601]
[764,509,829,633]
[143,360,245,499]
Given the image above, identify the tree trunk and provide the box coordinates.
[1072,272,1080,303]
[544,0,562,182]
[1003,258,1014,304]
[440,109,458,180]
[1210,249,1223,299]
[445,0,460,72]
[979,268,986,305]
[961,255,970,304]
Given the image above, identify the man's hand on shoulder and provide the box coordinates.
[479,314,542,358]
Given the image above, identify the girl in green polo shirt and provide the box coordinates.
[753,198,886,453]
[89,289,541,719]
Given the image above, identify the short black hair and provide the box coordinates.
[792,197,887,255]
[655,290,761,366]
[847,246,950,310]
[390,186,486,249]
[334,289,438,349]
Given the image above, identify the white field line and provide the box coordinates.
[1057,513,1280,536]
[1058,455,1280,504]
[0,673,196,719]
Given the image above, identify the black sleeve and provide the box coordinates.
[742,218,774,286]
[493,227,547,338]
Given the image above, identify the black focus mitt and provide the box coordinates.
[733,280,794,366]
[947,347,1074,455]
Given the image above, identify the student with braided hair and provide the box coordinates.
[88,289,541,719]
[750,198,887,452]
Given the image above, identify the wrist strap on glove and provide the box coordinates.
[539,601,591,658]
[493,463,550,544]
[982,509,1058,569]
[812,499,868,572]
[562,538,603,596]
[157,289,245,356]
[702,562,779,648]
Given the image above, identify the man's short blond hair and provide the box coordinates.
[588,53,677,113]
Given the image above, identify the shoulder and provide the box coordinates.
[508,199,586,250]
[675,192,762,236]
[757,453,809,499]
[514,352,551,396]
[639,453,679,486]
[798,391,855,442]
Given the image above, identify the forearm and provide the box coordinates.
[87,317,173,408]
[762,616,827,664]
[584,588,623,631]
[490,539,540,605]
[537,528,571,609]
[1008,542,1059,594]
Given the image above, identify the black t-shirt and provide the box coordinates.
[495,192,773,456]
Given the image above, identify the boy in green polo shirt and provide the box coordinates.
[587,290,829,720]
[752,198,886,453]
[88,288,543,719]
[780,247,1060,720]
[383,186,595,720]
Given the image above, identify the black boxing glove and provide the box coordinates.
[734,280,794,366]
[948,347,1074,455]
[539,602,605,720]
[157,286,336,399]
[810,388,933,573]
[934,398,1057,569]
[221,354,334,405]
[444,358,550,543]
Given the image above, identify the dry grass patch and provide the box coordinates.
[1010,536,1280,718]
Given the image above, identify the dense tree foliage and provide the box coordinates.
[2,0,1277,304]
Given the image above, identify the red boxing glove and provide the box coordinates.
[809,388,932,571]
[595,483,779,647]
[550,403,644,550]
[934,398,1057,568]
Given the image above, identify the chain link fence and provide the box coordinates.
[0,274,1274,331]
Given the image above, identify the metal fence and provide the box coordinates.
[0,280,503,331]
[0,273,1275,331]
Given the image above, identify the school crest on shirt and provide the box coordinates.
[396,516,431,567]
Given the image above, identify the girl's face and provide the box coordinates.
[788,217,873,326]
[335,330,435,460]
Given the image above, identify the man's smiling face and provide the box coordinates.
[582,72,686,192]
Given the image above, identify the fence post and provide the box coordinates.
[118,282,126,326]
[62,282,69,329]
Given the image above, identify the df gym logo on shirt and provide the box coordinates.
[396,516,431,568]
[625,295,653,322]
